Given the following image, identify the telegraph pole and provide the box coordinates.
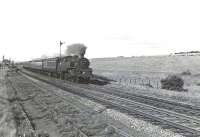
[59,41,64,59]
[59,41,64,79]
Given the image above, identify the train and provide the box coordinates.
[23,44,93,83]
[20,44,112,85]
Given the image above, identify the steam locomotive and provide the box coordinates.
[23,44,93,83]
[23,56,92,82]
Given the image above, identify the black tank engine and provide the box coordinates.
[23,44,92,83]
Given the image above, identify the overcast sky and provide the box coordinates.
[0,0,200,61]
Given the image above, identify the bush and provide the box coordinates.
[181,70,192,75]
[161,75,185,91]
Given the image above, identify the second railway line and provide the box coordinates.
[81,84,200,118]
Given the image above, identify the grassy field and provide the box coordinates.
[91,55,200,73]
[90,55,200,106]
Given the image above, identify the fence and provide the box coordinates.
[112,77,162,89]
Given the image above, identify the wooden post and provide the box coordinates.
[157,81,159,89]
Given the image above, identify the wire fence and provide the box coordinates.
[112,77,162,89]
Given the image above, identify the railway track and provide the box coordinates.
[9,70,129,137]
[31,78,130,137]
[6,77,37,136]
[81,84,200,118]
[20,70,200,137]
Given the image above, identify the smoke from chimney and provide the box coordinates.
[65,44,87,58]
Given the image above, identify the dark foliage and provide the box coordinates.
[161,75,185,91]
[181,70,192,76]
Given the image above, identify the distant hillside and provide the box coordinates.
[174,51,200,56]
[175,51,200,54]
[90,55,200,74]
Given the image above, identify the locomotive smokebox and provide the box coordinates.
[66,44,87,58]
